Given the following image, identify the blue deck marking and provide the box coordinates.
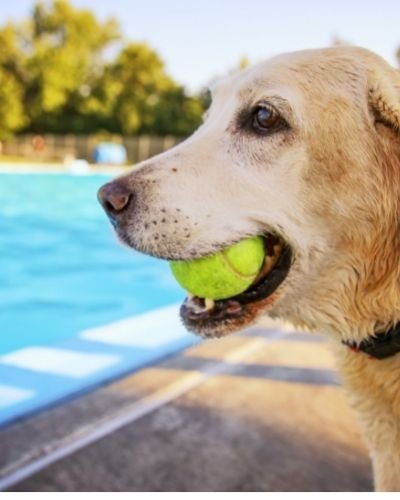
[0,304,198,427]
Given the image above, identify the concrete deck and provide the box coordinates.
[0,324,373,491]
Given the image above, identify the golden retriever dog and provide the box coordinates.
[98,46,400,491]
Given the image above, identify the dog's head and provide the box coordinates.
[99,47,400,343]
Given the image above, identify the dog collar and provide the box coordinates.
[343,324,400,359]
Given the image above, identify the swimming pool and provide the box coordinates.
[0,172,196,426]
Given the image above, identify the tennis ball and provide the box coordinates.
[169,236,265,300]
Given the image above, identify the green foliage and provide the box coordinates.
[0,0,205,138]
[0,24,27,138]
[0,69,27,139]
[110,43,204,135]
[238,56,250,70]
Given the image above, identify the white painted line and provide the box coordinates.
[80,303,189,348]
[0,385,35,409]
[0,331,287,491]
[0,348,120,378]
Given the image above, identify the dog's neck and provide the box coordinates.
[343,324,400,359]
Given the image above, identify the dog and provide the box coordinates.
[98,46,400,491]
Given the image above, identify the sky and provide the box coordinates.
[1,0,400,93]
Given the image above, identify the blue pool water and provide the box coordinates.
[0,173,196,426]
[0,173,185,355]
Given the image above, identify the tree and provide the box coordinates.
[0,0,205,138]
[109,43,203,135]
[26,0,120,132]
[0,24,27,138]
[148,87,205,136]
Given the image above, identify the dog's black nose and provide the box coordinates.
[97,181,132,216]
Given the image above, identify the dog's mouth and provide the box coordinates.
[180,233,292,337]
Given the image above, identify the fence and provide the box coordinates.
[1,134,184,164]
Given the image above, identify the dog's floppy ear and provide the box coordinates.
[368,68,400,132]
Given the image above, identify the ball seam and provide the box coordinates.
[219,252,257,280]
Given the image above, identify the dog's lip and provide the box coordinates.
[181,296,245,326]
[179,242,292,332]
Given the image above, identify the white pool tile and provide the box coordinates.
[0,385,35,408]
[0,348,120,378]
[80,304,189,348]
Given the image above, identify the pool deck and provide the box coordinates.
[0,321,373,492]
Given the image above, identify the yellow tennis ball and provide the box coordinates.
[169,236,265,300]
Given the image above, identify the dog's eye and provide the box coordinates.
[252,104,281,133]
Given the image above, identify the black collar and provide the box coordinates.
[343,323,400,359]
